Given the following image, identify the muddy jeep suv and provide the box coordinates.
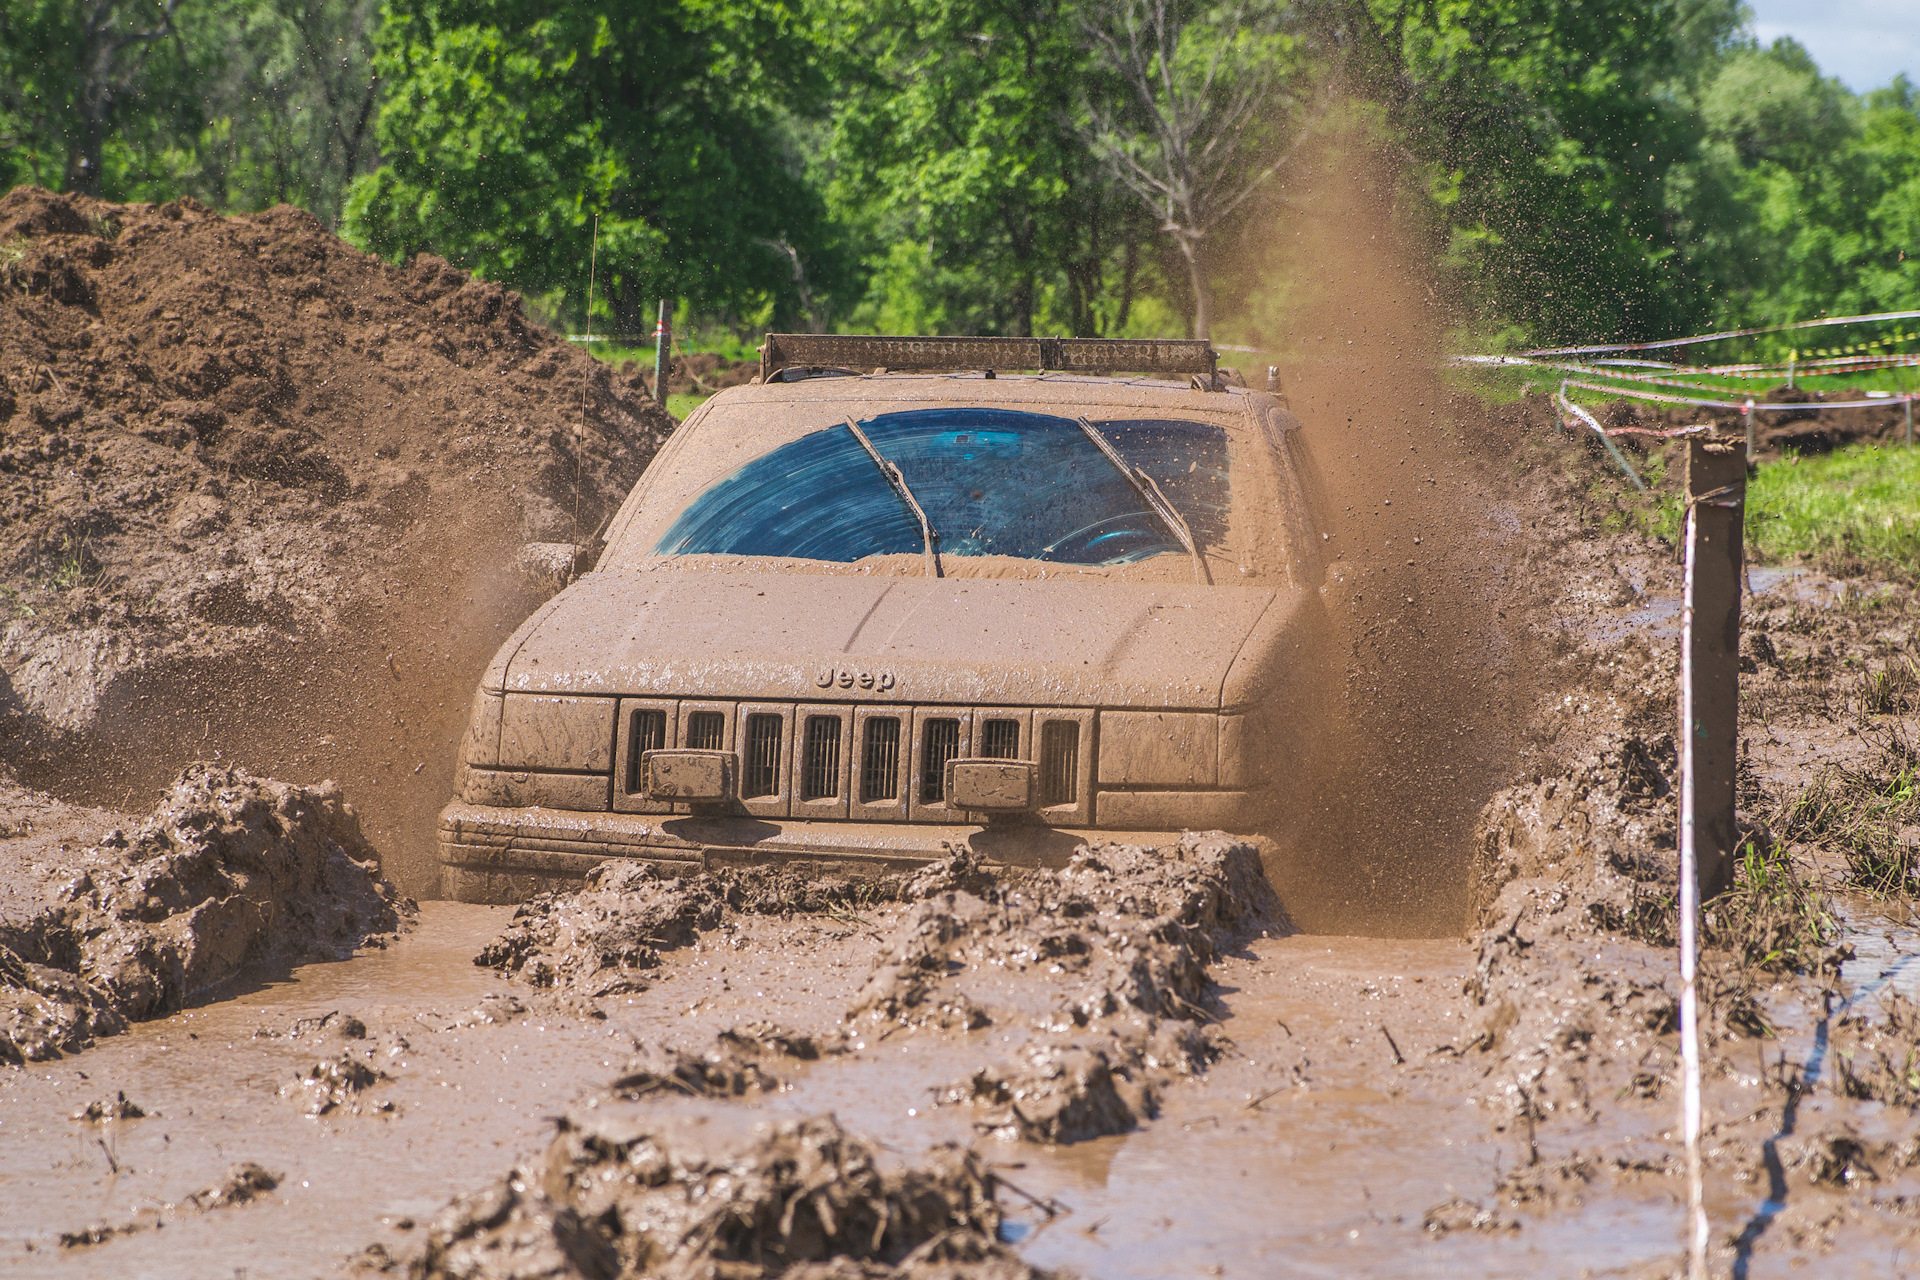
[439,336,1329,902]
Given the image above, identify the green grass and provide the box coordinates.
[1747,443,1920,571]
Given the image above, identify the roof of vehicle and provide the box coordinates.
[705,369,1266,414]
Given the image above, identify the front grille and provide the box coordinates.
[979,718,1020,759]
[920,718,961,802]
[1039,720,1079,806]
[861,717,901,801]
[743,714,783,798]
[801,716,841,801]
[686,711,726,751]
[626,708,667,792]
[621,700,1094,821]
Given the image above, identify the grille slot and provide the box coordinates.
[743,714,784,798]
[686,711,726,751]
[861,717,901,801]
[979,718,1020,759]
[920,718,961,802]
[625,708,668,793]
[801,716,841,801]
[1039,720,1079,806]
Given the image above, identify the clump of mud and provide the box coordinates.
[605,1023,836,1101]
[476,859,905,996]
[382,1114,1056,1280]
[0,185,674,893]
[59,1161,281,1249]
[471,838,1273,1147]
[0,763,408,1061]
[860,836,1273,1143]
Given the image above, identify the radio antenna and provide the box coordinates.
[569,213,600,584]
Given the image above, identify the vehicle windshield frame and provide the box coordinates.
[600,384,1301,585]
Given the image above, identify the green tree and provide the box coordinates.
[1,0,383,224]
[0,0,196,194]
[1673,42,1920,340]
[823,0,1145,337]
[1343,0,1748,343]
[1080,0,1313,339]
[343,0,845,335]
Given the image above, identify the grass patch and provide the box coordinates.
[1746,444,1920,573]
[1705,838,1838,973]
[1771,725,1920,896]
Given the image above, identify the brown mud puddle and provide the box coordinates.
[0,916,1739,1278]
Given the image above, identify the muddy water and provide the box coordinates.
[8,889,1918,1277]
[0,916,1649,1278]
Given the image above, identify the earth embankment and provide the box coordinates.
[0,187,675,893]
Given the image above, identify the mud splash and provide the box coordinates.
[0,763,408,1061]
[362,1115,1053,1280]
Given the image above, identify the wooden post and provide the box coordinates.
[654,299,673,406]
[1678,435,1745,1280]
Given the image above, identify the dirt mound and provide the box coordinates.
[386,1114,1056,1280]
[0,185,675,893]
[0,763,408,1062]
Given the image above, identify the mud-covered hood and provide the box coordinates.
[492,568,1291,710]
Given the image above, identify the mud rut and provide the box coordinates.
[5,173,1920,1277]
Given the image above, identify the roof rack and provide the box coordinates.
[759,334,1217,382]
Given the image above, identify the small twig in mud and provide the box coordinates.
[95,1136,118,1175]
[825,906,882,940]
[385,653,401,680]
[1168,990,1222,1024]
[1516,1086,1540,1167]
[1078,1216,1108,1238]
[993,1172,1066,1219]
[1244,1083,1292,1110]
[1381,1025,1405,1066]
[1275,1018,1292,1036]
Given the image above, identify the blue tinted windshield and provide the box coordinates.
[653,408,1229,567]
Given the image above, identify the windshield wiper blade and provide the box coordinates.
[1074,417,1210,584]
[846,418,942,578]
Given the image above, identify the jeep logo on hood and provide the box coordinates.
[815,667,896,692]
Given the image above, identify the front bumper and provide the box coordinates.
[437,801,1184,903]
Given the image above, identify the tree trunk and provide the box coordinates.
[1179,233,1211,341]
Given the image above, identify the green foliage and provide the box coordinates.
[819,0,1146,337]
[342,0,847,334]
[3,0,1916,348]
[1355,0,1750,344]
[0,0,381,222]
[1673,46,1920,346]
